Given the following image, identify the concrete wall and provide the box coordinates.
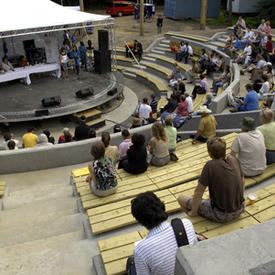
[175,219,275,275]
[0,110,262,175]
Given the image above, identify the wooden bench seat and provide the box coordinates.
[165,32,209,43]
[157,97,168,112]
[97,183,275,275]
[0,181,6,198]
[141,61,171,77]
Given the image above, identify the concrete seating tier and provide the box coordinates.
[0,181,6,198]
[165,32,209,43]
[97,183,275,275]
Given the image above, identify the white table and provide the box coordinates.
[0,63,61,85]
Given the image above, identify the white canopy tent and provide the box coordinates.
[0,0,113,39]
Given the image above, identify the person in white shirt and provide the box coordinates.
[241,55,266,75]
[231,117,266,177]
[184,92,194,113]
[175,41,186,62]
[129,192,197,275]
[236,16,246,29]
[1,57,15,72]
[258,19,266,33]
[183,43,193,64]
[235,43,252,66]
[259,75,270,100]
[137,97,152,125]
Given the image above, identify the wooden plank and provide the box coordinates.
[71,167,89,177]
[204,216,259,238]
[101,243,135,264]
[246,194,275,216]
[244,177,257,188]
[104,258,128,275]
[98,231,141,252]
[253,205,275,222]
[252,163,275,184]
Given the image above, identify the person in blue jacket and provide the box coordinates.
[79,41,87,71]
[70,45,80,79]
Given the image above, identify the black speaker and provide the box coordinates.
[76,87,94,99]
[98,30,109,51]
[35,109,49,116]
[41,96,61,107]
[107,87,118,96]
[94,50,111,74]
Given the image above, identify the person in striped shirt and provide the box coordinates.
[130,192,197,275]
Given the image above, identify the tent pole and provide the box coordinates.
[79,0,84,12]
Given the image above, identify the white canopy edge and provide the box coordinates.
[0,0,113,39]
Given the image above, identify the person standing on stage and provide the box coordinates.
[70,45,80,80]
[59,47,68,79]
[157,15,163,34]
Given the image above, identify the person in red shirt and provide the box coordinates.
[176,95,189,117]
[265,35,273,53]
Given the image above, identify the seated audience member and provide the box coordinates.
[192,74,209,99]
[178,137,245,223]
[133,40,143,61]
[235,42,252,67]
[176,95,189,117]
[265,35,273,53]
[161,94,178,114]
[19,56,28,67]
[118,129,132,159]
[43,130,55,144]
[3,133,18,150]
[22,128,38,148]
[148,122,170,166]
[185,92,194,114]
[258,19,266,33]
[164,116,177,152]
[130,117,141,129]
[7,140,16,150]
[204,93,213,107]
[125,42,134,58]
[130,192,197,275]
[58,128,73,143]
[36,134,54,147]
[169,67,182,87]
[88,128,96,138]
[231,84,259,112]
[191,106,217,144]
[183,42,193,64]
[101,132,118,165]
[86,141,117,197]
[1,57,15,72]
[167,62,179,81]
[212,65,231,96]
[150,94,158,114]
[231,117,266,176]
[137,97,152,125]
[241,55,266,77]
[259,75,270,100]
[265,21,271,35]
[74,115,90,141]
[257,109,275,164]
[236,16,246,30]
[119,133,148,174]
[175,41,186,62]
[185,60,201,83]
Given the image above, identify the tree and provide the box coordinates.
[200,0,208,30]
[255,0,275,27]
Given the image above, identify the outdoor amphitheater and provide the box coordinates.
[0,0,275,274]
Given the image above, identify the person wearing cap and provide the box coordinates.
[257,109,275,164]
[231,84,259,112]
[178,137,245,223]
[231,117,266,176]
[191,106,217,144]
[22,128,38,148]
[74,115,91,141]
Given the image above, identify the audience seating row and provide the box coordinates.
[0,181,6,198]
[165,32,209,43]
[97,183,275,275]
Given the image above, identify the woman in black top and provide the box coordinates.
[119,133,148,174]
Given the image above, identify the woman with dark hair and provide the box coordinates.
[149,122,170,166]
[79,41,87,71]
[58,128,73,143]
[86,141,117,197]
[43,130,55,144]
[70,45,80,79]
[119,133,148,174]
[101,132,118,165]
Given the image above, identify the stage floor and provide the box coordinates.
[0,70,123,122]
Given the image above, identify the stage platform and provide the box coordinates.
[0,70,124,123]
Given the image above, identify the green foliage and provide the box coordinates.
[255,0,275,27]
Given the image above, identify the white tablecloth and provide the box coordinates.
[0,63,61,85]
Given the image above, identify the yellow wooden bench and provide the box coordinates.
[166,32,209,43]
[141,61,171,78]
[0,181,6,198]
[97,183,275,275]
[157,97,168,112]
[147,53,190,72]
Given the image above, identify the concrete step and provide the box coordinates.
[0,213,85,248]
[0,239,94,275]
[142,56,156,62]
[132,64,147,70]
[0,231,84,260]
[158,43,170,48]
[122,71,137,78]
[85,117,106,129]
[151,49,166,55]
[0,197,77,229]
[3,184,73,209]
[161,39,170,44]
[155,46,168,51]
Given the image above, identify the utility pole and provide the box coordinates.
[79,0,84,12]
[140,0,144,36]
[228,0,233,26]
[200,0,207,30]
